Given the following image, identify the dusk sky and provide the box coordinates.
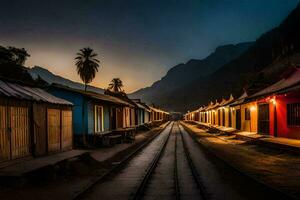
[1,0,299,92]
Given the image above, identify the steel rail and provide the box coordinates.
[174,122,180,200]
[73,121,172,200]
[131,122,175,200]
[178,123,208,200]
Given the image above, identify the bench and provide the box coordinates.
[112,127,136,143]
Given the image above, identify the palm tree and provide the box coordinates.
[108,78,124,93]
[75,47,100,91]
[75,47,100,146]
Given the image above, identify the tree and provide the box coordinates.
[75,47,100,91]
[75,47,100,146]
[0,46,12,62]
[108,78,124,93]
[8,47,30,65]
[0,46,30,65]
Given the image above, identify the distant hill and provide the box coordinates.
[174,2,300,112]
[28,66,105,94]
[130,42,253,110]
[131,2,300,113]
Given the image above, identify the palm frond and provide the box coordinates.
[75,47,100,87]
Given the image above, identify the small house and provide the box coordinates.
[214,95,235,127]
[47,84,134,144]
[228,92,248,130]
[247,67,300,139]
[0,79,73,163]
[149,106,169,122]
[207,101,220,125]
[103,90,138,128]
[132,99,151,125]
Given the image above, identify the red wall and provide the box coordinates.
[257,92,300,139]
[276,94,300,139]
[269,102,275,137]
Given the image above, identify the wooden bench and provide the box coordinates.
[93,131,113,147]
[112,127,136,143]
[107,134,123,145]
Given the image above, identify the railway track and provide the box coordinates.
[177,123,207,200]
[174,124,180,200]
[77,122,174,200]
[77,121,292,200]
[132,121,205,200]
[73,121,172,200]
[131,122,174,200]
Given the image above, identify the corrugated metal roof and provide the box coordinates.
[205,101,219,111]
[149,106,169,114]
[219,94,235,107]
[50,84,133,107]
[139,102,151,112]
[135,102,150,111]
[228,91,248,107]
[131,99,151,111]
[88,92,133,107]
[0,80,72,105]
[250,68,300,99]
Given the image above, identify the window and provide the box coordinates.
[94,105,104,132]
[245,108,251,120]
[287,103,300,126]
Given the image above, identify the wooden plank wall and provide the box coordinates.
[61,110,72,150]
[10,106,30,160]
[47,109,61,152]
[0,106,10,162]
[130,108,135,126]
[116,107,123,129]
[33,104,47,156]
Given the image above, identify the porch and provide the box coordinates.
[185,120,300,153]
[0,150,87,177]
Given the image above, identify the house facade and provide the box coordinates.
[149,106,170,122]
[248,68,300,139]
[132,99,151,125]
[185,67,300,140]
[0,80,73,163]
[47,84,134,144]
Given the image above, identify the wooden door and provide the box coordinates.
[10,107,30,159]
[116,107,123,129]
[218,110,221,125]
[236,109,241,130]
[131,108,135,126]
[228,110,232,127]
[258,104,270,135]
[0,106,10,162]
[222,110,225,126]
[47,109,61,152]
[33,104,47,156]
[110,107,117,130]
[61,110,72,150]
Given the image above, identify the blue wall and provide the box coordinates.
[103,105,110,131]
[48,87,113,135]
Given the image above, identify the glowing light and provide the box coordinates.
[250,105,257,111]
[270,96,276,105]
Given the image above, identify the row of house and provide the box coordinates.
[185,67,300,140]
[0,78,169,163]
